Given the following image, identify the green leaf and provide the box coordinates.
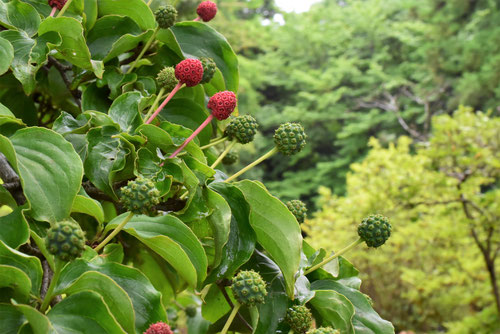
[311,280,395,334]
[97,0,156,30]
[101,243,124,263]
[0,0,41,37]
[0,207,29,249]
[11,302,53,334]
[0,265,31,303]
[0,240,42,296]
[47,291,125,334]
[38,17,104,78]
[82,83,112,113]
[0,128,84,223]
[108,92,144,133]
[204,187,231,268]
[0,303,25,334]
[171,22,239,92]
[309,289,355,334]
[57,259,167,333]
[84,0,98,30]
[0,102,14,117]
[71,194,105,224]
[60,271,135,333]
[235,180,302,298]
[0,37,14,76]
[105,213,208,287]
[0,30,35,94]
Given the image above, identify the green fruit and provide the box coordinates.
[224,115,259,144]
[231,270,267,306]
[45,220,85,262]
[157,67,179,91]
[200,57,216,84]
[222,152,239,165]
[307,327,340,334]
[286,200,307,224]
[185,305,197,317]
[120,177,160,216]
[285,305,313,333]
[155,5,177,29]
[274,122,307,155]
[357,214,391,248]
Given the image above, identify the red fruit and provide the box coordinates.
[197,1,217,22]
[175,59,204,87]
[208,91,237,120]
[144,322,173,334]
[48,0,66,10]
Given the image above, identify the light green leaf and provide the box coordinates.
[11,302,54,334]
[309,289,355,334]
[0,264,31,303]
[0,207,29,249]
[204,187,231,268]
[71,195,105,224]
[0,102,15,117]
[0,0,40,37]
[97,0,156,30]
[108,92,144,133]
[0,37,14,76]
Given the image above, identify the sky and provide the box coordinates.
[274,0,321,12]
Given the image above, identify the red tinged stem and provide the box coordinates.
[193,16,201,21]
[49,6,57,17]
[145,82,183,124]
[169,114,214,158]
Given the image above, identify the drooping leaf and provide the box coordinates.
[309,288,355,334]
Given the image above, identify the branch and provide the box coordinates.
[41,260,51,301]
[47,57,81,108]
[0,153,25,205]
[216,282,253,332]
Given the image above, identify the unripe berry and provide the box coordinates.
[144,321,173,334]
[274,122,307,156]
[231,270,267,306]
[200,57,216,84]
[285,305,313,334]
[207,91,237,120]
[286,200,307,224]
[307,327,340,334]
[224,115,259,144]
[222,152,239,165]
[357,214,392,248]
[197,1,217,22]
[48,0,66,10]
[45,220,85,262]
[155,5,178,29]
[175,59,204,87]
[119,177,160,216]
[156,67,179,92]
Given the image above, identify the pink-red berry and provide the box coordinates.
[197,1,217,22]
[207,91,237,120]
[48,0,66,10]
[175,59,204,87]
[144,322,173,334]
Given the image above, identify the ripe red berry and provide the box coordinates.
[197,1,217,22]
[144,322,173,334]
[207,91,237,120]
[175,59,204,87]
[48,0,66,10]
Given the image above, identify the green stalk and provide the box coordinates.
[200,136,228,150]
[224,147,278,183]
[94,212,134,252]
[304,238,363,275]
[56,0,73,17]
[40,259,64,312]
[144,87,165,122]
[220,302,241,334]
[211,141,236,169]
[127,27,159,74]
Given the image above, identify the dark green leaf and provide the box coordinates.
[108,92,144,133]
[0,207,29,249]
[0,303,25,334]
[0,264,31,303]
[97,0,156,30]
[0,0,40,37]
[0,36,14,76]
[309,288,355,334]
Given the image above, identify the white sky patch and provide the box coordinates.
[274,0,322,12]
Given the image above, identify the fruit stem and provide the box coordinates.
[199,284,211,303]
[94,212,134,253]
[211,141,236,168]
[144,87,165,122]
[193,17,201,22]
[49,6,57,17]
[126,27,159,74]
[200,136,228,150]
[220,302,241,334]
[40,258,64,312]
[145,82,184,124]
[56,0,73,17]
[169,114,214,158]
[224,147,278,183]
[304,238,363,275]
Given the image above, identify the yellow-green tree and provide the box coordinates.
[305,107,499,332]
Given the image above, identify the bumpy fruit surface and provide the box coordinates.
[155,5,178,29]
[222,152,239,165]
[120,177,160,216]
[197,1,217,22]
[307,327,340,334]
[144,321,173,334]
[157,67,179,91]
[185,305,197,317]
[200,57,216,84]
[231,270,267,306]
[175,59,204,87]
[286,200,307,224]
[224,115,259,144]
[357,214,391,248]
[274,122,307,155]
[45,220,85,261]
[207,91,237,120]
[48,0,66,10]
[285,305,313,334]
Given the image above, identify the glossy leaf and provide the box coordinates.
[97,0,156,30]
[71,194,105,224]
[309,288,355,334]
[0,0,40,37]
[108,92,144,133]
[11,302,53,334]
[0,207,29,249]
[0,264,31,303]
[0,36,13,76]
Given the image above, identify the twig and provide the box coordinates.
[0,153,25,205]
[41,260,51,301]
[216,282,253,332]
[47,57,81,108]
